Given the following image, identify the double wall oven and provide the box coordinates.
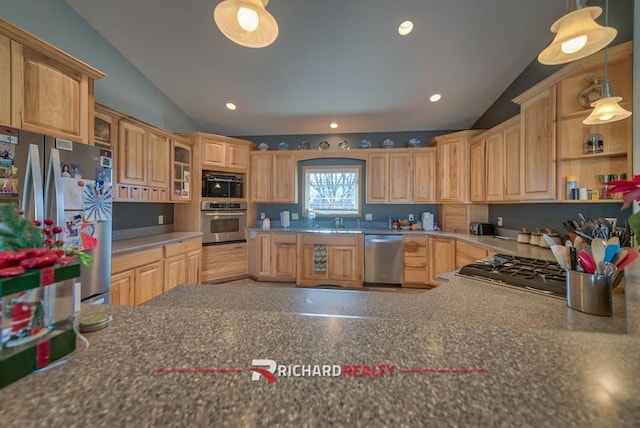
[200,202,247,244]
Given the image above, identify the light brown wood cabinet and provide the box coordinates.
[469,139,486,202]
[503,120,521,201]
[250,153,296,203]
[412,149,436,203]
[403,236,429,288]
[118,120,148,186]
[430,130,482,204]
[171,140,192,202]
[0,20,105,142]
[0,34,10,127]
[366,152,412,203]
[484,133,504,201]
[428,237,456,286]
[111,247,164,306]
[455,241,491,268]
[164,237,202,292]
[202,139,249,171]
[249,232,297,281]
[366,154,388,203]
[148,131,170,188]
[110,270,134,306]
[517,86,557,201]
[201,242,247,283]
[297,234,363,287]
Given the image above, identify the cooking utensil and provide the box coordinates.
[612,249,629,266]
[550,245,568,269]
[578,250,597,274]
[569,247,577,270]
[615,251,639,271]
[607,236,620,246]
[604,243,620,263]
[591,238,607,274]
[542,234,557,247]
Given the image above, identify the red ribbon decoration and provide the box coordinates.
[40,266,54,286]
[36,339,50,369]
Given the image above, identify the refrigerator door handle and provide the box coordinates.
[45,148,65,228]
[20,144,44,222]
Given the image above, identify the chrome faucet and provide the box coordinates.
[333,217,344,228]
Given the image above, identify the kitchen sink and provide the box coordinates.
[309,229,362,234]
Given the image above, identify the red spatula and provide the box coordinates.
[615,250,639,271]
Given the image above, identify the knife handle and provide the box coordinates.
[569,247,577,271]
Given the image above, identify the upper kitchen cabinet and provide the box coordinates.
[118,120,147,186]
[468,138,486,202]
[429,130,483,204]
[468,115,520,203]
[94,103,121,150]
[412,149,436,203]
[515,87,557,201]
[0,18,105,143]
[171,139,192,202]
[202,139,249,171]
[249,152,297,203]
[366,152,412,203]
[147,131,170,189]
[0,34,10,127]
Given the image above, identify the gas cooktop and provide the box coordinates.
[457,254,566,299]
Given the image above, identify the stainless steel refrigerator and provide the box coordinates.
[0,126,112,304]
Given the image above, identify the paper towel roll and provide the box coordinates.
[280,210,290,228]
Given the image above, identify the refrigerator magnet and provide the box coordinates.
[100,156,112,168]
[95,167,111,183]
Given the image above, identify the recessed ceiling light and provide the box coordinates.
[429,93,442,103]
[330,122,338,129]
[226,102,237,110]
[398,20,414,36]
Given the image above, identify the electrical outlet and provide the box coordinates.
[408,214,414,222]
[158,215,164,225]
[497,217,503,227]
[292,213,299,220]
[365,213,373,221]
[261,212,266,220]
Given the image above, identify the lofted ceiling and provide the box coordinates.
[66,0,567,136]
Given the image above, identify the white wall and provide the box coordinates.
[0,0,200,132]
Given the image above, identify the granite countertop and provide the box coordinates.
[1,272,639,426]
[249,227,556,261]
[112,231,203,255]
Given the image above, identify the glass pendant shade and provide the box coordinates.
[214,0,279,48]
[583,96,632,125]
[538,6,616,65]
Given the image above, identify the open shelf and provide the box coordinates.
[560,151,628,161]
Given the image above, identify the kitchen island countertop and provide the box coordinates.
[1,269,639,426]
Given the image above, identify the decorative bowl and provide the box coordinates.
[278,142,289,151]
[298,141,311,150]
[359,140,372,149]
[408,138,421,148]
[382,139,394,148]
[319,141,330,150]
[339,140,350,150]
[258,143,269,151]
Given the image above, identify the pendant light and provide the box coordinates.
[538,0,616,65]
[214,0,279,48]
[583,0,631,125]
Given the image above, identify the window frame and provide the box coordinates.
[302,164,363,217]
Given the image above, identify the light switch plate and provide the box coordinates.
[408,214,414,222]
[158,215,164,224]
[365,213,373,221]
[292,213,299,220]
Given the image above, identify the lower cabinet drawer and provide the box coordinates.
[201,243,248,282]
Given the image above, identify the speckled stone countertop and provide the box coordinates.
[249,227,557,260]
[1,273,639,426]
[112,231,202,255]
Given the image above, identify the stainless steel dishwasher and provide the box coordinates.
[364,234,404,285]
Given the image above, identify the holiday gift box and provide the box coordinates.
[0,262,80,388]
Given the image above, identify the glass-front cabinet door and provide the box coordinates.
[171,140,192,201]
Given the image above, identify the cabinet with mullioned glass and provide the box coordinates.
[171,140,192,202]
